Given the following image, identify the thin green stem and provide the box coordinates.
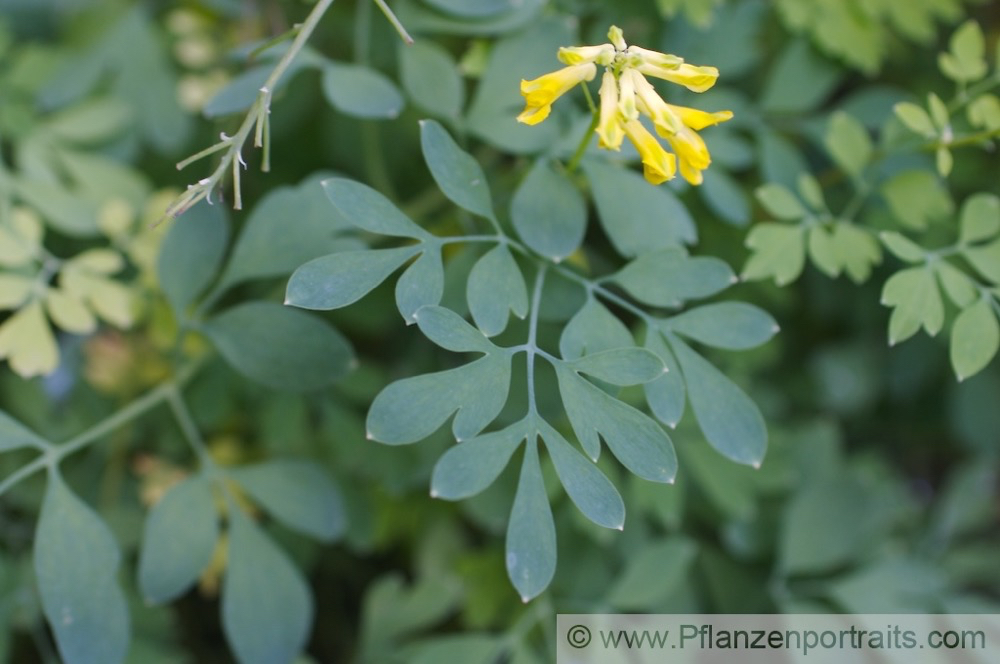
[566,112,599,173]
[373,0,414,45]
[0,455,50,498]
[167,387,214,468]
[526,264,548,416]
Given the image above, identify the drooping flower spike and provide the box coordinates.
[516,25,732,185]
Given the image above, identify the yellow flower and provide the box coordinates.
[596,71,625,150]
[517,62,597,126]
[516,24,731,186]
[624,120,676,185]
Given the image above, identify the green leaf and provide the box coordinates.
[466,244,528,336]
[0,410,48,452]
[559,298,633,361]
[230,460,345,542]
[963,238,1000,283]
[138,475,219,604]
[613,248,735,307]
[935,262,978,308]
[880,170,953,230]
[581,158,696,257]
[367,354,511,444]
[643,332,686,428]
[741,223,805,285]
[757,130,810,192]
[780,472,881,575]
[824,111,872,178]
[12,178,99,237]
[928,93,950,130]
[538,419,624,530]
[321,62,404,119]
[322,177,427,239]
[879,231,925,263]
[881,267,944,345]
[399,40,464,120]
[431,420,528,500]
[510,158,586,262]
[222,508,312,664]
[396,248,444,324]
[959,193,1000,245]
[218,177,356,290]
[756,183,806,221]
[569,348,665,386]
[43,98,132,144]
[968,93,1000,131]
[797,174,826,212]
[35,475,129,664]
[808,225,840,277]
[420,119,494,220]
[360,575,462,651]
[157,203,228,318]
[423,0,516,17]
[204,301,354,392]
[665,302,779,350]
[893,102,936,137]
[950,298,1000,381]
[831,221,881,283]
[414,305,495,353]
[936,145,954,177]
[668,335,767,466]
[939,20,987,82]
[556,366,677,482]
[286,246,421,310]
[607,537,696,610]
[699,168,751,226]
[506,440,556,602]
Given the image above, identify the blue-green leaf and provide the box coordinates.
[582,158,696,257]
[423,0,516,17]
[367,354,511,444]
[506,440,556,602]
[613,249,735,307]
[667,335,767,466]
[204,301,354,392]
[700,169,751,226]
[414,305,494,353]
[559,298,633,361]
[35,475,129,664]
[230,460,345,542]
[431,420,529,500]
[321,178,427,239]
[286,246,421,310]
[665,303,779,350]
[556,366,677,482]
[157,203,228,318]
[396,248,444,324]
[321,62,404,119]
[399,41,464,121]
[419,120,494,220]
[510,159,586,262]
[0,410,48,452]
[466,244,528,336]
[569,348,665,385]
[538,419,625,530]
[222,509,312,664]
[643,332,686,428]
[138,475,218,605]
[218,177,353,290]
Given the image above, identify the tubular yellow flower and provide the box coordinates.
[624,119,676,185]
[628,45,684,70]
[665,126,711,184]
[517,62,597,126]
[617,67,639,122]
[669,105,734,131]
[558,44,614,66]
[629,69,681,136]
[596,71,625,150]
[637,62,720,92]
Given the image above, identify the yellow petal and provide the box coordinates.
[608,25,627,51]
[666,126,712,171]
[628,45,684,69]
[629,70,681,136]
[558,44,614,66]
[517,63,597,126]
[617,68,639,122]
[0,300,59,377]
[624,120,676,185]
[677,158,704,186]
[596,71,625,150]
[638,62,719,92]
[670,104,733,130]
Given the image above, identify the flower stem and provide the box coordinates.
[373,0,414,45]
[566,112,599,173]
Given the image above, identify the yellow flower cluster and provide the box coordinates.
[517,26,732,186]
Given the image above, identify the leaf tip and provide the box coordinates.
[365,431,374,441]
[772,323,781,334]
[429,488,439,498]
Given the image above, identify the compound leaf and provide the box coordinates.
[613,249,735,307]
[431,420,529,500]
[506,440,555,602]
[286,246,420,310]
[665,302,779,350]
[466,244,528,336]
[420,120,494,220]
[511,158,586,262]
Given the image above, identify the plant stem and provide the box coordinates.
[525,264,547,416]
[167,387,214,467]
[373,0,414,45]
[566,112,599,173]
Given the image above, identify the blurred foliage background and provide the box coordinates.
[0,0,999,662]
